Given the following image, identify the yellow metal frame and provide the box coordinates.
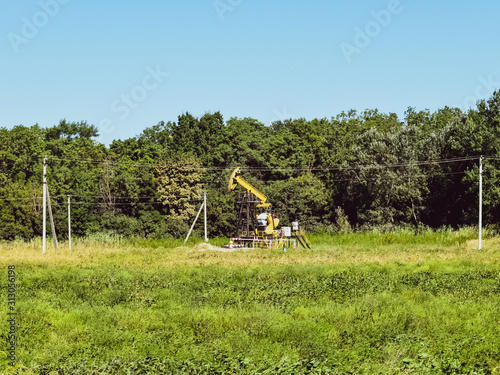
[228,168,271,207]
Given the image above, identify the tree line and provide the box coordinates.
[1,91,500,240]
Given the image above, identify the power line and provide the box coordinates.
[326,170,469,183]
[0,169,473,204]
[38,155,484,172]
[0,197,38,201]
[0,156,484,204]
[47,157,156,167]
[0,154,489,172]
[2,201,200,208]
[0,195,196,203]
[0,155,487,205]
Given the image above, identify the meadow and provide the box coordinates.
[1,228,500,374]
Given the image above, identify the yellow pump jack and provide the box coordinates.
[227,167,310,249]
[228,167,279,236]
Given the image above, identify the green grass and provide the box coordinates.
[1,230,500,374]
[309,226,480,247]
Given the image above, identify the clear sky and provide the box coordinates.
[1,0,499,144]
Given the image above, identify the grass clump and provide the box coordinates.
[1,230,500,374]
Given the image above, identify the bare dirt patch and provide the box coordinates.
[193,242,246,252]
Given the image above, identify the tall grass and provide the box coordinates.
[1,227,498,270]
[1,229,500,374]
[309,226,479,247]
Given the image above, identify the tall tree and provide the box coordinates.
[344,126,432,228]
[155,153,204,222]
[170,112,228,166]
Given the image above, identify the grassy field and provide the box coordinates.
[1,228,500,374]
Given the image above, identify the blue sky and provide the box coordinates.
[1,0,499,144]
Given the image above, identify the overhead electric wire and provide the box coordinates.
[326,170,470,183]
[0,168,474,204]
[0,155,489,205]
[0,197,39,201]
[483,156,500,161]
[0,195,198,203]
[2,201,200,208]
[47,157,156,168]
[38,155,485,172]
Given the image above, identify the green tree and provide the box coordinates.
[155,154,204,223]
[265,173,329,230]
[0,124,45,239]
[345,126,432,228]
[224,117,267,169]
[423,93,500,227]
[170,112,228,166]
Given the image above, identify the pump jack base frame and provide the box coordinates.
[225,236,297,250]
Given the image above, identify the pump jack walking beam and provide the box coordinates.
[228,168,271,208]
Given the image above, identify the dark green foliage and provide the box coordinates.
[2,92,500,239]
[344,125,432,227]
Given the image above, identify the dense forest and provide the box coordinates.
[1,91,500,241]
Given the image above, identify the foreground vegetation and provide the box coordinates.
[1,229,500,374]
